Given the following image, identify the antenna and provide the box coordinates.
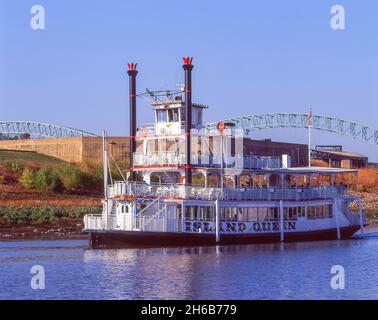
[146,88,161,103]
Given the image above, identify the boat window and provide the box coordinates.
[206,207,214,221]
[198,206,211,221]
[197,109,202,124]
[156,109,167,123]
[297,206,306,218]
[308,206,316,219]
[284,208,289,220]
[248,207,258,222]
[220,207,226,221]
[168,108,179,122]
[314,205,333,219]
[238,208,248,221]
[226,207,237,221]
[269,207,279,221]
[288,207,297,220]
[185,206,197,220]
[316,205,324,218]
[325,204,333,218]
[259,208,269,221]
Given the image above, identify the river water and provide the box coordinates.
[1,227,378,300]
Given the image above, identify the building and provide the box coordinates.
[0,136,130,164]
[243,138,308,167]
[311,145,368,169]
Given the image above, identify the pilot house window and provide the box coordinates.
[157,110,167,123]
[168,108,179,122]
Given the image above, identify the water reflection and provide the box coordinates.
[2,232,378,299]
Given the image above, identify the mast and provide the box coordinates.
[102,130,109,229]
[307,106,312,167]
[127,63,138,181]
[183,57,193,185]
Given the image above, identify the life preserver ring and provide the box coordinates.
[140,127,148,137]
[217,121,225,133]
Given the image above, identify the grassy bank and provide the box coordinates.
[0,205,101,224]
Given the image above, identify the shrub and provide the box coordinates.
[55,164,84,190]
[19,167,35,189]
[0,205,102,224]
[34,167,62,192]
[4,160,25,173]
[358,168,378,191]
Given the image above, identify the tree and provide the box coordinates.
[19,167,35,189]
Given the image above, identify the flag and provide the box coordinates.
[307,108,312,128]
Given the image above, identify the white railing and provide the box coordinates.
[223,185,347,201]
[341,196,368,226]
[134,151,186,166]
[84,214,117,230]
[133,152,280,169]
[135,216,180,232]
[84,214,104,230]
[107,181,347,201]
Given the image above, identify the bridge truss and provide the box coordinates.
[207,113,378,146]
[0,121,96,139]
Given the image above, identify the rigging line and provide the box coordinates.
[107,160,113,185]
[109,152,127,182]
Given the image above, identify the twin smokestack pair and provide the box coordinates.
[127,57,194,184]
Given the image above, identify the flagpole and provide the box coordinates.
[308,106,312,167]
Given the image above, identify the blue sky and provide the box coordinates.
[0,0,377,161]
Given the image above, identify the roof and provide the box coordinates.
[152,101,208,109]
[277,166,358,174]
[313,149,367,159]
[198,166,358,174]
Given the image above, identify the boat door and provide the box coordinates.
[166,204,180,232]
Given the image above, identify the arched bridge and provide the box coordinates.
[207,113,378,146]
[0,121,96,139]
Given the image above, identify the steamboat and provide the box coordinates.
[83,57,367,248]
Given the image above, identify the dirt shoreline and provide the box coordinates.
[0,220,88,241]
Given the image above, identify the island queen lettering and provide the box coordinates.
[185,221,296,233]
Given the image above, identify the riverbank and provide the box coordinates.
[0,221,88,240]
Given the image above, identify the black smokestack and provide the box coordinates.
[127,63,138,181]
[183,57,193,185]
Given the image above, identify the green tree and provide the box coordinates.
[55,164,84,190]
[34,167,61,191]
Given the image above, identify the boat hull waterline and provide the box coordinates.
[84,226,360,248]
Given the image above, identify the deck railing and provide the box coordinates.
[107,181,348,201]
[83,214,118,230]
[84,214,104,230]
[340,196,368,226]
[133,152,280,169]
[135,216,181,232]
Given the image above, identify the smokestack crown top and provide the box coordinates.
[182,57,193,66]
[127,63,138,71]
[127,63,138,76]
